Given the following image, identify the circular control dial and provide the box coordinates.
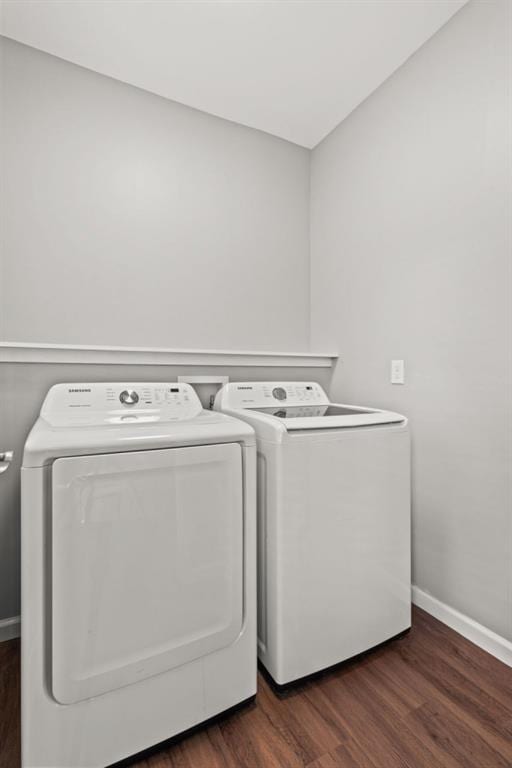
[119,389,139,406]
[272,387,287,401]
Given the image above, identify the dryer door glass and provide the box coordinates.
[51,443,243,705]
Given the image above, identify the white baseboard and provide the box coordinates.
[0,615,20,642]
[412,586,512,668]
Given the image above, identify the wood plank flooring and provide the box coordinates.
[1,607,511,768]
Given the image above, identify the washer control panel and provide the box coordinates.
[41,383,203,426]
[216,381,329,410]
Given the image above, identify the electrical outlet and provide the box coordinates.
[391,360,405,384]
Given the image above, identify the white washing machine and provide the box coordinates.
[214,381,411,686]
[21,382,256,768]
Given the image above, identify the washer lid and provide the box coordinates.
[245,403,405,430]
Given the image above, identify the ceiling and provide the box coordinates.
[0,0,467,148]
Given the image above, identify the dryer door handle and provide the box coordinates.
[0,451,13,474]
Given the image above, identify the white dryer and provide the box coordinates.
[214,381,411,686]
[21,382,256,768]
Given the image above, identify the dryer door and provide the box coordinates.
[51,443,243,704]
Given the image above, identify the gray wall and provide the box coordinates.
[311,0,512,639]
[0,37,310,350]
[0,362,332,622]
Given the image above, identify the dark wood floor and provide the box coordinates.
[1,607,512,768]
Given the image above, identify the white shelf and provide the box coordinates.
[0,342,338,368]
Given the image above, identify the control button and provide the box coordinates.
[272,387,287,401]
[119,389,139,406]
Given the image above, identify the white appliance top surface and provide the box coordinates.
[23,382,255,467]
[215,382,406,432]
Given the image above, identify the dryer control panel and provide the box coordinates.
[41,383,203,426]
[215,381,329,410]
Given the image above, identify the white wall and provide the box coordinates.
[311,0,512,640]
[0,37,310,351]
